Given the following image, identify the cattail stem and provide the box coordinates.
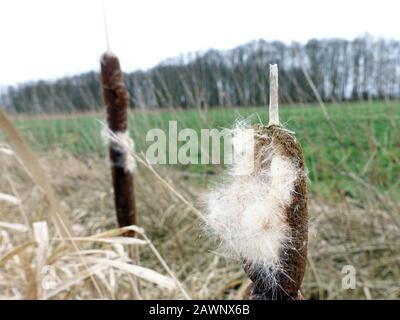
[100,52,137,236]
[268,64,279,126]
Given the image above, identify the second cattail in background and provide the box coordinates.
[100,51,141,298]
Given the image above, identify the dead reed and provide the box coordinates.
[0,108,73,238]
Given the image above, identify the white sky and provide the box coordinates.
[0,0,399,86]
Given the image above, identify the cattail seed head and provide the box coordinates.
[205,64,307,299]
[205,123,308,300]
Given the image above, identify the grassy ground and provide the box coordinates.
[1,101,399,299]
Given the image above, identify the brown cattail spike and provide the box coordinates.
[100,52,136,237]
[204,64,308,301]
[244,125,308,300]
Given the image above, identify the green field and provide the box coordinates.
[9,101,400,201]
[1,101,400,299]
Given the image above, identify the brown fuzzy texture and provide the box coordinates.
[101,52,129,132]
[100,52,136,237]
[244,125,308,300]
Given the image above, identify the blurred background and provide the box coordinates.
[0,0,399,300]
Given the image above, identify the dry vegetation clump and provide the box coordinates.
[0,148,399,299]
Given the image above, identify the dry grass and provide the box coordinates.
[0,147,399,299]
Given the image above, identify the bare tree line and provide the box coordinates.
[2,35,400,114]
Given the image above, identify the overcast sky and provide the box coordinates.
[0,0,399,86]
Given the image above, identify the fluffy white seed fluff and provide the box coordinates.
[101,126,136,173]
[229,125,255,176]
[205,124,300,277]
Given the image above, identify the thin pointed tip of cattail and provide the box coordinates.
[268,64,280,127]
